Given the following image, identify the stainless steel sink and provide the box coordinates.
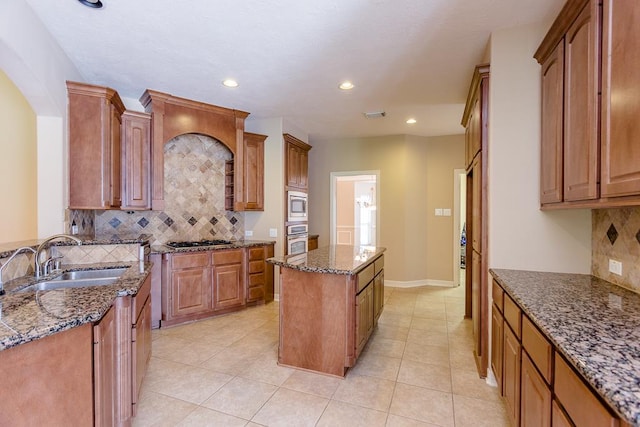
[54,267,128,281]
[18,267,128,292]
[23,277,119,292]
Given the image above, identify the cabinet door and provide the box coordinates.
[242,132,265,210]
[540,40,565,205]
[491,303,504,395]
[471,157,482,252]
[131,296,151,415]
[357,282,375,357]
[299,148,309,190]
[213,263,244,310]
[601,0,640,197]
[109,103,123,208]
[287,144,302,188]
[373,270,384,323]
[121,111,151,209]
[551,400,573,427]
[503,325,521,427]
[171,267,210,317]
[520,352,551,427]
[563,0,600,201]
[471,250,482,357]
[94,306,117,427]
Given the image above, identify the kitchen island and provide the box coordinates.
[267,245,385,377]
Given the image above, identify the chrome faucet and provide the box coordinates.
[0,247,37,295]
[35,234,82,278]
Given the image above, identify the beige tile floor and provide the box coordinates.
[134,283,509,426]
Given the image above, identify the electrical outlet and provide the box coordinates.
[269,228,277,237]
[245,230,253,237]
[609,259,622,276]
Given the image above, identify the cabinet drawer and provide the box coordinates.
[132,274,151,322]
[492,279,504,313]
[374,255,384,275]
[248,247,265,261]
[247,285,265,301]
[172,252,209,269]
[213,249,243,265]
[248,273,264,287]
[357,263,375,293]
[522,315,553,383]
[503,294,521,338]
[248,259,264,274]
[554,355,618,427]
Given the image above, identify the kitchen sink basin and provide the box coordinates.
[54,267,128,281]
[17,267,128,292]
[22,277,119,292]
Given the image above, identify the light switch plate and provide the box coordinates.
[245,230,253,237]
[269,228,277,237]
[435,209,443,216]
[443,208,451,216]
[609,259,622,276]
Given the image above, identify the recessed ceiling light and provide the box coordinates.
[78,0,103,8]
[406,118,417,124]
[222,79,239,88]
[339,81,354,90]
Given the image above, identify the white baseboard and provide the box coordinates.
[384,279,456,288]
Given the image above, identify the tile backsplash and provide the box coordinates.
[592,207,640,293]
[70,133,244,245]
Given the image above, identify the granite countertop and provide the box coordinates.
[0,262,151,352]
[491,269,640,426]
[267,245,386,275]
[150,239,276,254]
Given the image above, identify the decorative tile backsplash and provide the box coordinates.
[592,207,640,293]
[70,133,244,245]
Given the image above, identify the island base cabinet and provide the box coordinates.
[279,268,354,377]
[0,324,94,425]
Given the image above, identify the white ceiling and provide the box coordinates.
[24,0,562,141]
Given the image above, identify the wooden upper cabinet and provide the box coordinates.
[600,0,640,198]
[121,111,151,210]
[67,81,126,209]
[563,0,600,202]
[284,134,311,191]
[240,132,266,211]
[540,41,565,205]
[461,65,489,170]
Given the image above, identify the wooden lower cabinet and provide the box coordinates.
[555,355,619,427]
[0,324,94,425]
[162,247,277,326]
[491,303,504,394]
[132,274,152,416]
[373,270,384,323]
[170,253,211,318]
[94,306,118,427]
[492,277,625,426]
[503,324,521,427]
[246,244,274,304]
[520,352,551,427]
[355,282,374,356]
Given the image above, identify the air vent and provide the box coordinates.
[363,111,386,119]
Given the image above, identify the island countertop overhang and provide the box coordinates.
[266,245,386,275]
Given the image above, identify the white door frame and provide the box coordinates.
[330,170,380,246]
[453,168,466,286]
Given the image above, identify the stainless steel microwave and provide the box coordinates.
[287,191,308,222]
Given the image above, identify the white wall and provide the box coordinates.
[488,23,592,275]
[0,0,83,237]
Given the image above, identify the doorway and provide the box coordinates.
[330,171,380,247]
[453,169,467,287]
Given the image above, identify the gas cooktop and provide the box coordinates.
[166,239,233,248]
